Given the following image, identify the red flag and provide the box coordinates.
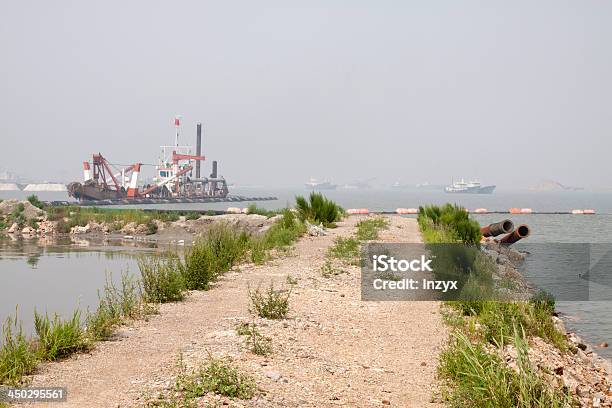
[174,117,180,126]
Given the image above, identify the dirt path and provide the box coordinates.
[24,215,447,407]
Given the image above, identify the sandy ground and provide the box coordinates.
[21,215,447,408]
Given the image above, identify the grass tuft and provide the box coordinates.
[355,217,389,241]
[249,283,291,320]
[33,310,88,360]
[0,312,38,385]
[295,192,343,227]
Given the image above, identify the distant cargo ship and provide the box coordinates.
[305,178,337,190]
[445,179,495,194]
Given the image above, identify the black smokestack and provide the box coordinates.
[211,161,218,178]
[196,123,202,178]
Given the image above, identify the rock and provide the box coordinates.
[134,223,150,235]
[263,370,282,381]
[21,226,36,235]
[7,222,19,234]
[121,222,138,235]
[307,223,327,237]
[382,400,391,406]
[70,224,90,234]
[598,342,608,348]
[37,220,57,235]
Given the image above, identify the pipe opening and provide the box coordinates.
[501,220,514,233]
[517,225,530,237]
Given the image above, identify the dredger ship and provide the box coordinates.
[67,118,229,203]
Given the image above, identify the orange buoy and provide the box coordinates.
[509,208,521,214]
[396,208,418,214]
[347,208,369,215]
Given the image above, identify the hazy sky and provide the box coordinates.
[0,1,610,188]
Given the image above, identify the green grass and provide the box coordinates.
[147,355,256,406]
[26,194,45,210]
[46,206,181,233]
[0,313,38,385]
[246,203,278,217]
[419,202,573,406]
[185,211,200,221]
[295,192,343,227]
[139,255,186,303]
[33,310,89,360]
[439,330,572,408]
[249,283,291,320]
[418,204,481,245]
[182,224,250,290]
[327,237,360,264]
[355,217,389,241]
[86,272,152,341]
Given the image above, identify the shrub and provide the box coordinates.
[139,255,186,303]
[0,313,38,385]
[182,224,249,290]
[418,204,481,245]
[27,195,44,209]
[249,283,291,319]
[295,192,342,226]
[33,310,88,360]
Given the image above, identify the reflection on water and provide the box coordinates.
[0,237,157,339]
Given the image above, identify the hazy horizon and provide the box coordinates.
[1,1,610,189]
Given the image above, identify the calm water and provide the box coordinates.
[0,239,154,338]
[1,188,612,358]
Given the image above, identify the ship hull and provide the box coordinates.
[445,185,496,194]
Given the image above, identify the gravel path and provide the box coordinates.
[22,215,447,407]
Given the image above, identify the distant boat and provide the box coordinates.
[305,178,337,190]
[445,179,495,194]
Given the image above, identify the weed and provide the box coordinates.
[246,203,277,217]
[249,283,291,319]
[164,355,256,401]
[355,217,389,241]
[235,322,272,356]
[33,310,88,360]
[185,212,200,221]
[286,275,298,285]
[0,312,38,385]
[139,255,186,303]
[439,330,573,407]
[320,260,345,277]
[327,237,360,264]
[182,224,249,290]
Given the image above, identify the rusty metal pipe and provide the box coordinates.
[481,220,514,237]
[499,224,530,245]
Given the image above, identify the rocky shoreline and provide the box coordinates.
[483,238,612,407]
[0,199,281,245]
